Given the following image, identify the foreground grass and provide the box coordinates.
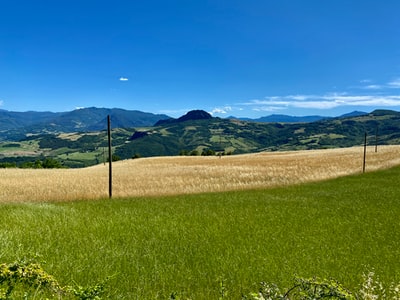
[1,166,400,298]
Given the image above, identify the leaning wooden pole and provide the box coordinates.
[107,115,112,198]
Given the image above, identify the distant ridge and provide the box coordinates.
[242,114,326,123]
[0,107,170,139]
[0,110,60,131]
[335,111,368,118]
[230,111,368,123]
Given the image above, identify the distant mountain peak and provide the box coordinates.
[178,110,212,121]
[155,109,212,125]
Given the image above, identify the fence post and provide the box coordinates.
[363,132,367,173]
[108,115,112,198]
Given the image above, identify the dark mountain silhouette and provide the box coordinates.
[155,110,213,126]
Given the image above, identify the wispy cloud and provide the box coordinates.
[207,77,400,117]
[358,78,400,90]
[362,84,383,90]
[210,106,233,115]
[388,78,400,88]
[322,94,400,106]
[251,106,286,113]
[119,77,129,81]
[240,93,400,112]
[0,99,3,106]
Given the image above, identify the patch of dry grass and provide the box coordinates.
[1,145,399,202]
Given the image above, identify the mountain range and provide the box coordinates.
[114,109,400,159]
[0,107,170,141]
[1,107,399,168]
[234,111,367,123]
[0,107,369,140]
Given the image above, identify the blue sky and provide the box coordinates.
[1,0,400,118]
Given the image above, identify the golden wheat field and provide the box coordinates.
[1,145,400,202]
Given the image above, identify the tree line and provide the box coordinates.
[0,157,65,169]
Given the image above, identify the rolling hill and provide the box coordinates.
[114,109,400,159]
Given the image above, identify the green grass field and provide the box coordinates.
[1,166,400,299]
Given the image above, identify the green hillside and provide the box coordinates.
[0,109,399,168]
[115,109,400,158]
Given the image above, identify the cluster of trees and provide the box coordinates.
[0,162,17,168]
[36,134,106,151]
[179,148,232,156]
[0,158,65,169]
[179,149,214,156]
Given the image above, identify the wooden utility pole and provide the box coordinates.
[107,115,112,198]
[375,126,378,153]
[363,132,367,173]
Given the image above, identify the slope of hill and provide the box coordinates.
[0,109,60,131]
[115,109,400,159]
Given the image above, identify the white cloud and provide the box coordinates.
[210,108,227,114]
[362,84,383,90]
[243,98,290,107]
[355,78,400,90]
[239,93,400,112]
[287,94,313,101]
[0,100,3,106]
[388,78,400,88]
[119,77,129,81]
[234,77,400,115]
[293,100,339,109]
[210,106,233,115]
[252,106,286,112]
[323,94,400,106]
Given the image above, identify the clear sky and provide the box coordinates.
[1,0,400,118]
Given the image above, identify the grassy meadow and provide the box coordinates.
[0,147,400,298]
